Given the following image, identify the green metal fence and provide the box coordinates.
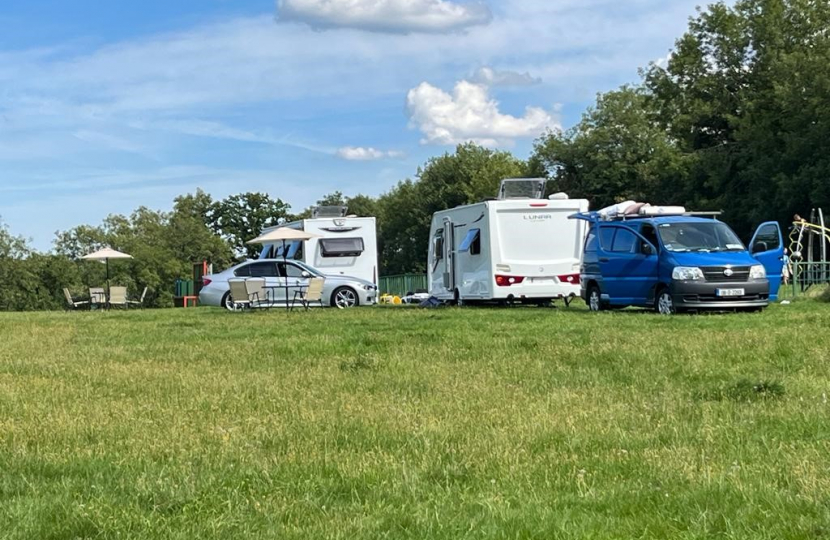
[791,261,830,296]
[378,274,428,296]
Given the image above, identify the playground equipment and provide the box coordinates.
[788,208,830,293]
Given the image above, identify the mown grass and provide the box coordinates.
[1,301,829,539]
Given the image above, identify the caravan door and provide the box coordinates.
[442,217,456,292]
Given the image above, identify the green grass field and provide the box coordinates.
[1,300,829,539]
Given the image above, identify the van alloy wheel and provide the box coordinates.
[333,287,358,309]
[657,291,675,315]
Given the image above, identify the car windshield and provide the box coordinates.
[657,222,745,253]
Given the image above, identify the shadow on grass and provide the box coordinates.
[694,379,785,402]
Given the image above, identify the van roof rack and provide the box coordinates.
[612,211,723,220]
[570,210,723,222]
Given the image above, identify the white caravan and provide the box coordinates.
[427,179,589,305]
[258,206,379,285]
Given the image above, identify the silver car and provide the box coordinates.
[199,259,377,310]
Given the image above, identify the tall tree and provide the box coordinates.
[644,0,830,236]
[533,86,690,210]
[209,193,291,259]
[377,143,529,274]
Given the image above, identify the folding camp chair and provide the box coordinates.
[63,288,89,310]
[291,277,325,311]
[228,279,253,311]
[109,286,128,309]
[128,287,148,308]
[89,287,106,310]
[245,278,267,308]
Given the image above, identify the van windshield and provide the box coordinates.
[657,222,745,253]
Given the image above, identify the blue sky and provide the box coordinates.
[0,0,701,250]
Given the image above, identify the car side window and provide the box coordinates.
[248,262,277,277]
[234,265,251,277]
[280,263,305,278]
[611,229,637,253]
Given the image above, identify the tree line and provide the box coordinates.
[1,0,828,310]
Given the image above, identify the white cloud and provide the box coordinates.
[277,0,492,34]
[471,67,541,87]
[406,80,556,146]
[336,146,404,160]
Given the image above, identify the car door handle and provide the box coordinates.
[599,257,610,262]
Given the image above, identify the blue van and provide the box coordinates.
[573,213,785,314]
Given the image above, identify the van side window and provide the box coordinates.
[599,228,615,251]
[611,229,637,253]
[640,224,659,252]
[584,230,598,252]
[754,224,781,251]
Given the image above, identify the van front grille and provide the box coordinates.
[702,266,751,283]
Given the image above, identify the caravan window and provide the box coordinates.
[459,229,481,255]
[433,230,444,262]
[320,237,364,258]
[274,241,303,260]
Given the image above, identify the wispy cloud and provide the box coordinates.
[277,0,492,34]
[471,67,541,87]
[336,146,405,161]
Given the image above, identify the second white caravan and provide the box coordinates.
[427,179,589,305]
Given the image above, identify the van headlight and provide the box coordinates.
[749,264,766,279]
[672,267,704,281]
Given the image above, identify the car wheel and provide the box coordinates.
[656,289,676,315]
[332,287,359,309]
[222,292,235,311]
[587,285,603,312]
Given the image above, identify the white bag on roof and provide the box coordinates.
[639,205,686,216]
[598,201,637,219]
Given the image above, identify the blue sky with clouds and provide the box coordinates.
[0,0,701,250]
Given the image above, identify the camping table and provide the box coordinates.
[262,283,308,307]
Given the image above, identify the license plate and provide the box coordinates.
[530,278,554,284]
[716,288,745,297]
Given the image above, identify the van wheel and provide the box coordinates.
[587,285,603,312]
[656,289,676,315]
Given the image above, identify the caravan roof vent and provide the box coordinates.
[312,206,348,218]
[497,178,546,200]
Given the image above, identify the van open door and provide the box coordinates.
[750,221,785,301]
